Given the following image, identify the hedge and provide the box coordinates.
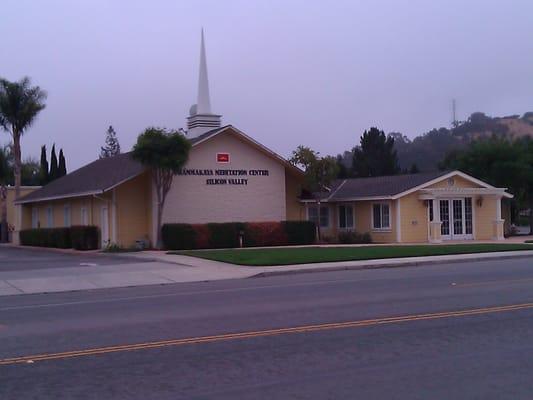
[162,220,316,250]
[20,227,71,248]
[71,226,100,250]
[19,226,100,250]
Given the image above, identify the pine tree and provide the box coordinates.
[49,144,58,182]
[58,149,67,177]
[100,126,121,158]
[39,145,49,185]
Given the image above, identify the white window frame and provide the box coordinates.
[81,207,88,226]
[46,207,54,228]
[307,205,330,228]
[63,204,71,227]
[338,204,354,230]
[372,202,391,231]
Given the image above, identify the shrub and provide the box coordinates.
[207,222,244,249]
[162,220,316,250]
[162,224,197,250]
[243,222,288,247]
[338,230,373,244]
[20,227,71,248]
[282,221,316,245]
[71,225,100,250]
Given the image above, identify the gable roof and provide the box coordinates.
[304,170,512,202]
[16,152,146,204]
[17,125,303,204]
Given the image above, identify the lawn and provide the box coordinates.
[175,243,533,266]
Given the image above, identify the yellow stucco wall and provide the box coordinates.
[474,196,498,240]
[285,170,305,221]
[5,187,37,226]
[115,172,151,248]
[21,193,114,247]
[399,193,429,243]
[309,200,398,243]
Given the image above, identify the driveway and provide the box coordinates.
[0,246,148,272]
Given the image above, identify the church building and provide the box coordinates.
[14,32,512,248]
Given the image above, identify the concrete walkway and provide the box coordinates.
[1,246,532,297]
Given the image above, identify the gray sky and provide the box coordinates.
[2,0,532,170]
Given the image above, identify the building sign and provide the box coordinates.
[216,153,230,163]
[177,168,270,186]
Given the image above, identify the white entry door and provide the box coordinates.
[101,207,109,247]
[440,198,473,240]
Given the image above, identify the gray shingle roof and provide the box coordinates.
[314,171,450,201]
[16,125,257,204]
[17,152,145,204]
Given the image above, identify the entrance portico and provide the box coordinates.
[419,187,512,243]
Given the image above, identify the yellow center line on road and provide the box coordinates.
[1,302,533,366]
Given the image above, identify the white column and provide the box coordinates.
[496,196,502,220]
[396,199,402,243]
[433,198,441,222]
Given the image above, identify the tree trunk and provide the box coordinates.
[13,130,22,199]
[0,186,7,243]
[156,202,163,249]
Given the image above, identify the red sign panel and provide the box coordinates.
[217,153,230,163]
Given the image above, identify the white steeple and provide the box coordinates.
[187,29,222,138]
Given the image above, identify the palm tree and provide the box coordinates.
[0,145,11,242]
[0,77,47,199]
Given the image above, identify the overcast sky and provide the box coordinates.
[2,0,532,170]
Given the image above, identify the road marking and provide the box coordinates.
[453,277,533,288]
[1,302,532,366]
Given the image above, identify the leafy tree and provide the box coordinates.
[289,146,339,191]
[49,144,58,181]
[100,125,121,158]
[352,127,400,177]
[0,77,46,198]
[58,148,67,177]
[39,145,49,185]
[132,127,191,248]
[441,137,533,233]
[21,157,40,186]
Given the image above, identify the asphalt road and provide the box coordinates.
[0,246,146,271]
[1,256,533,399]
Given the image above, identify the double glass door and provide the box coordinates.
[440,198,473,240]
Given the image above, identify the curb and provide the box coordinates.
[250,253,533,278]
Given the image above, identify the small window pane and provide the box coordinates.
[373,204,381,229]
[339,206,346,228]
[382,204,390,228]
[346,206,354,228]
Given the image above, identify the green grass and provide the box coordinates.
[174,243,533,266]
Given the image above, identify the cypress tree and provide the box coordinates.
[58,149,67,177]
[39,145,49,185]
[100,125,121,158]
[49,144,58,182]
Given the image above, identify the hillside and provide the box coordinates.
[393,112,533,171]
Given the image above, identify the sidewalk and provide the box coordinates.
[1,248,531,297]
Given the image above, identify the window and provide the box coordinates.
[46,207,54,228]
[31,208,39,229]
[64,205,71,227]
[81,207,88,226]
[338,205,354,229]
[428,201,434,222]
[372,203,390,230]
[308,205,330,228]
